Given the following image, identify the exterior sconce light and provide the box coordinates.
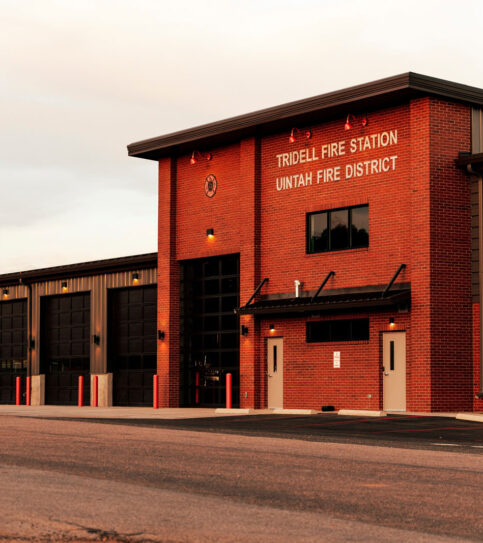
[190,151,212,165]
[344,114,356,131]
[344,114,368,130]
[289,128,311,143]
[206,228,214,239]
[61,281,68,292]
[389,317,395,328]
[241,325,249,337]
[132,272,139,285]
[269,323,275,332]
[158,330,165,340]
[2,288,8,299]
[92,334,100,345]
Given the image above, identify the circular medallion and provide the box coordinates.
[204,174,217,198]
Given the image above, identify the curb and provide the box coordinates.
[271,409,319,415]
[455,413,483,423]
[338,409,387,417]
[215,408,255,414]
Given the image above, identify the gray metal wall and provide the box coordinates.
[2,268,157,375]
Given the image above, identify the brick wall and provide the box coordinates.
[157,96,477,412]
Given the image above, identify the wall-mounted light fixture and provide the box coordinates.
[132,272,139,285]
[389,317,395,328]
[344,114,356,131]
[206,228,214,239]
[92,334,100,345]
[158,330,165,340]
[190,151,212,165]
[289,128,311,143]
[269,323,275,332]
[241,325,249,337]
[61,281,68,292]
[344,114,368,130]
[2,288,8,299]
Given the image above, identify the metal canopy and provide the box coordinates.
[237,287,410,316]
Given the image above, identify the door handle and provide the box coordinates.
[266,373,273,377]
[384,372,389,376]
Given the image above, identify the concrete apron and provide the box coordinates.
[0,405,481,422]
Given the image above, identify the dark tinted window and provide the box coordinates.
[307,205,368,253]
[306,319,369,342]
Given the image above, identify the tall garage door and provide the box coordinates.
[0,299,27,404]
[108,285,157,406]
[40,293,90,405]
[180,254,240,407]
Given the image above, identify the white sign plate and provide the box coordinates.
[333,351,341,368]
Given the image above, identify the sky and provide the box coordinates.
[1,0,483,273]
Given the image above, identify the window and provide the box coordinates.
[306,318,369,343]
[307,205,368,253]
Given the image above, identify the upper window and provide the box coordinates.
[307,205,368,254]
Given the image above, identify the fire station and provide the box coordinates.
[1,73,483,412]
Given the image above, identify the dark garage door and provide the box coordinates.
[108,285,157,406]
[0,299,27,404]
[181,254,240,407]
[40,293,90,405]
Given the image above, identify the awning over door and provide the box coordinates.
[237,285,410,316]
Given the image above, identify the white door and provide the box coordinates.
[267,338,283,408]
[382,332,406,411]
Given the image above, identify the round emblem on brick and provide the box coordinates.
[204,174,217,198]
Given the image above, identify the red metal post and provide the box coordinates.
[153,374,159,409]
[195,372,199,405]
[78,375,84,407]
[26,376,31,406]
[93,375,98,407]
[226,373,232,409]
[16,377,21,406]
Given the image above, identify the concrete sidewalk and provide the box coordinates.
[0,405,482,422]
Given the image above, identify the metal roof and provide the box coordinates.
[0,253,157,286]
[128,73,483,161]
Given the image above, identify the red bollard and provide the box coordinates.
[226,373,232,409]
[92,375,98,407]
[195,372,199,405]
[26,376,31,406]
[16,377,21,406]
[153,374,159,409]
[78,375,84,407]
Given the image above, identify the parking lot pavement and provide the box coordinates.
[4,410,478,453]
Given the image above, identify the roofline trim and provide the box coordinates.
[128,73,483,160]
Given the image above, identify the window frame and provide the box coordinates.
[306,204,369,254]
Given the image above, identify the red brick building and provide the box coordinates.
[128,73,483,413]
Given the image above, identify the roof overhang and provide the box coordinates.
[128,73,483,161]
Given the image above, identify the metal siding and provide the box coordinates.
[29,268,157,376]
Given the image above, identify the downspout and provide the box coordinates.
[468,164,483,397]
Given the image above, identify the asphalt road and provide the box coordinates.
[0,415,482,542]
